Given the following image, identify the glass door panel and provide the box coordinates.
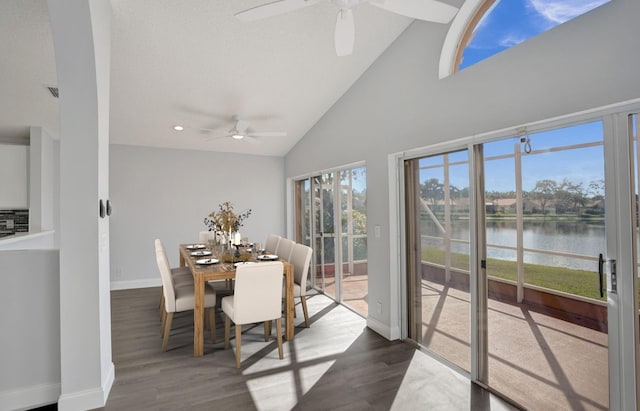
[339,167,368,317]
[311,174,337,298]
[406,149,471,372]
[482,121,609,410]
[299,167,368,316]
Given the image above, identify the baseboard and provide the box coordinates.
[367,317,401,341]
[0,382,60,411]
[58,361,114,411]
[110,278,160,290]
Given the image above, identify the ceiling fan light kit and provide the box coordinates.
[234,0,459,56]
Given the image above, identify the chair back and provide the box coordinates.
[290,243,313,295]
[275,238,295,261]
[233,261,283,324]
[265,234,281,254]
[155,239,176,312]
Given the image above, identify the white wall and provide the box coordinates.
[0,249,60,411]
[284,0,640,338]
[109,144,285,289]
[29,127,59,236]
[0,144,28,209]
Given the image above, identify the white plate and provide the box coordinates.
[234,261,256,267]
[191,250,212,257]
[196,258,219,265]
[186,244,206,250]
[257,254,278,261]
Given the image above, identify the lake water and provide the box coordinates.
[422,219,606,272]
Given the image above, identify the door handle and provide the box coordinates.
[598,253,604,298]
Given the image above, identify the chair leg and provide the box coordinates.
[235,324,242,368]
[301,296,310,328]
[160,310,167,337]
[224,315,231,349]
[264,320,272,341]
[207,307,217,343]
[275,317,283,360]
[161,312,174,352]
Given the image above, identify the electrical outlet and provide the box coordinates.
[376,301,382,314]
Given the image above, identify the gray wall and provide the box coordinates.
[0,249,60,410]
[109,144,286,289]
[284,0,640,337]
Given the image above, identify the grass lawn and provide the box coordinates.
[422,248,607,301]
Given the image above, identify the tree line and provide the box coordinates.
[421,178,605,215]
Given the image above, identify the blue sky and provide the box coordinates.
[420,121,605,195]
[460,0,610,70]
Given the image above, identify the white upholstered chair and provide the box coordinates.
[274,237,295,261]
[289,243,313,327]
[155,238,217,352]
[155,239,193,315]
[222,261,284,368]
[264,234,281,254]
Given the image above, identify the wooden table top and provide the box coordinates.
[179,244,290,280]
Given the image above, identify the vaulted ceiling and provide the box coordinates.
[0,0,463,156]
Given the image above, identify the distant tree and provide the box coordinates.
[421,178,444,207]
[556,179,586,213]
[588,179,605,201]
[531,180,558,215]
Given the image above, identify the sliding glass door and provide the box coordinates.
[404,113,640,410]
[405,150,471,372]
[294,165,368,316]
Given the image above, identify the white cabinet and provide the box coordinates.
[0,144,28,209]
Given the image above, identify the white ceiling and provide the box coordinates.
[0,0,461,156]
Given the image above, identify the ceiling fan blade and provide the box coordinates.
[247,131,287,137]
[204,134,231,141]
[370,0,458,24]
[235,0,318,21]
[242,136,259,143]
[334,9,355,57]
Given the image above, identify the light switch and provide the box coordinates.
[374,225,381,238]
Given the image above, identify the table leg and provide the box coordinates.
[193,276,205,356]
[285,264,294,341]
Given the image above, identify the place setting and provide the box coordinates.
[256,254,279,261]
[190,250,212,257]
[196,258,219,265]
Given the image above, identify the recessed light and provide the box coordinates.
[173,125,184,131]
[231,134,244,140]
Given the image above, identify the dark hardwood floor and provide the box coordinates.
[99,286,519,410]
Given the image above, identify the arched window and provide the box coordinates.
[439,0,610,77]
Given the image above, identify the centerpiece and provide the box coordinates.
[203,201,252,262]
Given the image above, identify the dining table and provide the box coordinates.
[179,243,295,357]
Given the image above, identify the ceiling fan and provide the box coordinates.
[202,115,287,143]
[234,0,459,56]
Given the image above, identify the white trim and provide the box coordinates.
[604,111,638,410]
[366,316,400,341]
[439,0,484,79]
[0,383,60,411]
[388,153,403,341]
[110,278,160,290]
[287,160,366,182]
[57,359,113,411]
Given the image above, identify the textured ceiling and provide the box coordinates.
[0,0,460,156]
